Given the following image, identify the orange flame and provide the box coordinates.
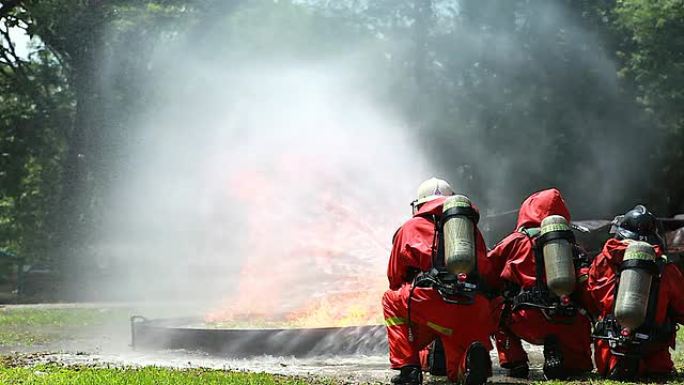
[204,153,395,328]
[283,290,384,328]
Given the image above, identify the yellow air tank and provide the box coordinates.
[443,195,476,275]
[540,215,576,296]
[614,241,656,330]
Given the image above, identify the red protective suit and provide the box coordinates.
[383,197,501,381]
[488,188,593,373]
[587,238,684,377]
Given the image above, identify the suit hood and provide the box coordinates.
[516,188,571,229]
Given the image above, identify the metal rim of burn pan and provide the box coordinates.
[130,316,388,357]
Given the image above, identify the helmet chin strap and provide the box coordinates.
[410,200,419,216]
[616,227,665,249]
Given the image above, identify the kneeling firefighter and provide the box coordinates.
[588,205,684,380]
[488,188,593,380]
[383,178,502,385]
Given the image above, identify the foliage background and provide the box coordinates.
[0,0,682,297]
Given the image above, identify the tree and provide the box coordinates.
[614,0,684,215]
[0,7,72,287]
[0,1,210,297]
[342,0,656,216]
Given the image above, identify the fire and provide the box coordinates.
[283,290,385,328]
[205,288,385,328]
[203,151,399,328]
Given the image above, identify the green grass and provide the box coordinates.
[1,365,683,385]
[538,378,684,385]
[0,307,117,346]
[0,365,337,385]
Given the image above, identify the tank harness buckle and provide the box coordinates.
[511,286,577,319]
[414,269,479,305]
[592,316,643,356]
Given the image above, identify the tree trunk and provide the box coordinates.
[51,8,106,300]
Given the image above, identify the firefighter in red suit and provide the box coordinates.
[588,205,684,380]
[383,178,501,385]
[488,188,593,380]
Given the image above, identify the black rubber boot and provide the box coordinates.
[542,336,567,380]
[390,365,422,385]
[464,341,491,385]
[642,369,677,383]
[428,338,447,376]
[607,356,638,381]
[507,362,529,379]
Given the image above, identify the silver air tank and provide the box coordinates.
[443,195,476,274]
[540,215,576,296]
[614,241,656,330]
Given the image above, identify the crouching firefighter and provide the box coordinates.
[489,188,593,380]
[383,178,502,385]
[588,205,684,380]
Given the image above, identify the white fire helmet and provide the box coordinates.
[411,177,455,214]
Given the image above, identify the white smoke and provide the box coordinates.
[97,44,431,316]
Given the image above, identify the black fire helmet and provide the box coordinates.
[611,205,664,248]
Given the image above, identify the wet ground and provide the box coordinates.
[6,349,545,383]
[0,303,552,383]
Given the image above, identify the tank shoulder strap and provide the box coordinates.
[415,213,442,270]
[519,227,545,288]
[640,257,667,332]
[432,214,444,270]
[519,226,541,238]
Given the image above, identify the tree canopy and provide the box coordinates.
[1,0,683,296]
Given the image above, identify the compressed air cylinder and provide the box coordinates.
[443,195,476,275]
[614,241,656,330]
[541,215,576,297]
